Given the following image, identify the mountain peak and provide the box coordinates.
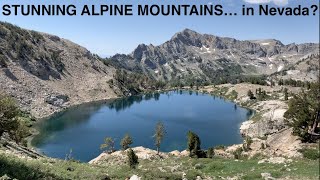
[181,28,198,34]
[170,28,202,42]
[179,28,201,36]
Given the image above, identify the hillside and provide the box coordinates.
[273,54,319,82]
[1,146,319,180]
[0,22,118,118]
[109,29,319,84]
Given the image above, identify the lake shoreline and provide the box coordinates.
[28,87,256,161]
[27,97,120,149]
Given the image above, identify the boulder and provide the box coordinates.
[129,175,141,180]
[169,150,180,156]
[45,94,69,107]
[261,172,275,180]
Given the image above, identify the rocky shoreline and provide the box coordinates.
[89,84,304,164]
[198,84,303,158]
[31,84,304,162]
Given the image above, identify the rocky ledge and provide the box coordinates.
[89,146,190,165]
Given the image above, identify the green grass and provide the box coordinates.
[299,147,320,160]
[1,150,319,180]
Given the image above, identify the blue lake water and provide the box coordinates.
[32,90,253,162]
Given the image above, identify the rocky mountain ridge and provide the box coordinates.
[110,29,319,83]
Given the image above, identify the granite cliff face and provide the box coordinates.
[0,22,117,118]
[110,29,319,82]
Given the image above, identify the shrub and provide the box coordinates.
[197,150,207,158]
[127,148,138,169]
[0,26,7,37]
[0,55,8,68]
[233,147,243,159]
[243,136,253,152]
[51,51,64,72]
[0,93,19,137]
[207,147,215,158]
[108,79,114,85]
[12,119,30,144]
[187,131,202,158]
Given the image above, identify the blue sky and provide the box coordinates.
[0,0,318,56]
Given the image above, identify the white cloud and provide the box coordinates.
[243,0,289,6]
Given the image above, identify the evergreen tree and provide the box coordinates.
[120,134,133,150]
[153,121,166,154]
[247,90,255,99]
[127,148,138,169]
[278,79,284,86]
[0,93,19,137]
[187,131,201,158]
[100,137,115,153]
[284,88,288,100]
[284,84,320,142]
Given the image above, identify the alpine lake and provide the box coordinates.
[32,90,254,162]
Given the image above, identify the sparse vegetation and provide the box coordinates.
[113,69,166,96]
[278,78,314,89]
[225,90,238,100]
[120,134,133,150]
[1,150,319,180]
[256,88,269,101]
